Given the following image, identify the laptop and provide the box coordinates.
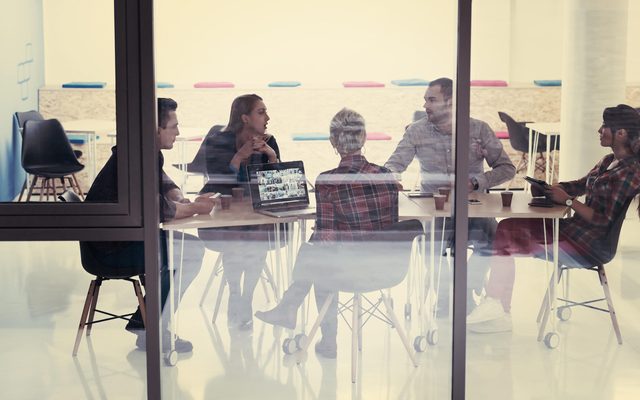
[247,161,315,218]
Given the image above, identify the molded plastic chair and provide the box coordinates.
[284,220,424,383]
[59,190,148,356]
[498,111,559,174]
[22,119,85,201]
[536,199,633,345]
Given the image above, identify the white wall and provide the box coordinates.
[41,0,640,86]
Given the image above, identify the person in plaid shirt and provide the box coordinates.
[467,104,640,333]
[256,108,401,358]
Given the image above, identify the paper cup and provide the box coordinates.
[501,191,513,207]
[434,194,446,210]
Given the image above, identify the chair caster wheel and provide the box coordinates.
[427,329,439,345]
[294,333,307,350]
[404,303,412,320]
[283,338,297,355]
[557,306,572,321]
[165,350,178,366]
[544,332,559,349]
[413,336,427,352]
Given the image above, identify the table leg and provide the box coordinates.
[168,230,176,355]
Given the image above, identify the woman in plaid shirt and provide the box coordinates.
[256,108,401,358]
[467,104,640,333]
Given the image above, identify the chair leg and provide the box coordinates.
[300,294,335,354]
[381,292,418,368]
[536,269,563,323]
[73,280,97,356]
[352,293,360,383]
[598,266,623,345]
[71,174,85,199]
[212,271,227,324]
[133,278,147,328]
[200,257,222,307]
[86,278,103,336]
[17,179,27,202]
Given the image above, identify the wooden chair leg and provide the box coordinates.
[200,256,222,307]
[73,280,97,356]
[25,176,39,202]
[86,278,103,336]
[17,179,27,202]
[133,279,147,328]
[71,174,85,199]
[598,266,623,345]
[300,294,335,354]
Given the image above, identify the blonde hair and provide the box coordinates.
[329,108,366,155]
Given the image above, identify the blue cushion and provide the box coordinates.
[391,78,429,87]
[62,82,106,88]
[291,132,329,141]
[534,80,561,87]
[67,134,86,144]
[156,82,174,88]
[268,81,301,87]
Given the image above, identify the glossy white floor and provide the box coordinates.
[2,219,640,400]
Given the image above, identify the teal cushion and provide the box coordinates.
[268,81,301,87]
[292,132,330,141]
[62,82,106,88]
[534,80,561,87]
[156,82,174,88]
[391,78,429,87]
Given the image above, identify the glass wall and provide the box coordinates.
[153,0,459,398]
[465,1,640,399]
[1,0,116,203]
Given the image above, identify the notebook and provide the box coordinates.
[247,161,315,218]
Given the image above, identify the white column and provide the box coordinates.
[560,0,628,180]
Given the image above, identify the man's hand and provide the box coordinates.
[545,184,571,204]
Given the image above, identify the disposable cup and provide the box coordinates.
[220,195,232,210]
[434,194,446,210]
[501,191,513,207]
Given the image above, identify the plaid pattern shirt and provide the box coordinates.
[560,154,640,252]
[314,154,400,242]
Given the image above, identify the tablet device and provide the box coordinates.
[524,176,550,197]
[528,196,554,208]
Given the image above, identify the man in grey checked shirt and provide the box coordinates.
[385,77,516,316]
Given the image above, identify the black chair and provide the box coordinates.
[282,220,424,383]
[22,119,85,201]
[58,190,148,356]
[15,111,83,201]
[536,199,633,346]
[498,111,559,174]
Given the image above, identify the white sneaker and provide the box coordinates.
[466,297,506,324]
[468,314,512,334]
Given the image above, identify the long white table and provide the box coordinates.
[159,191,569,363]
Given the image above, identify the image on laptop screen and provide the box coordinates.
[247,161,310,210]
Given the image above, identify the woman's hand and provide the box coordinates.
[253,137,278,162]
[545,184,571,204]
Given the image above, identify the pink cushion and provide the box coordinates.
[343,81,385,88]
[495,131,509,139]
[367,132,391,140]
[470,80,508,87]
[193,81,235,88]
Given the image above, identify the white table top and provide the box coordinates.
[526,122,561,135]
[161,192,568,231]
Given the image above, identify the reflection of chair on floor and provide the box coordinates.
[285,220,423,383]
[536,199,632,346]
[60,191,147,356]
[498,111,559,176]
[22,119,85,201]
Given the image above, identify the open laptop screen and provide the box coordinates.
[247,161,310,210]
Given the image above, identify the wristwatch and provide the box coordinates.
[565,198,573,207]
